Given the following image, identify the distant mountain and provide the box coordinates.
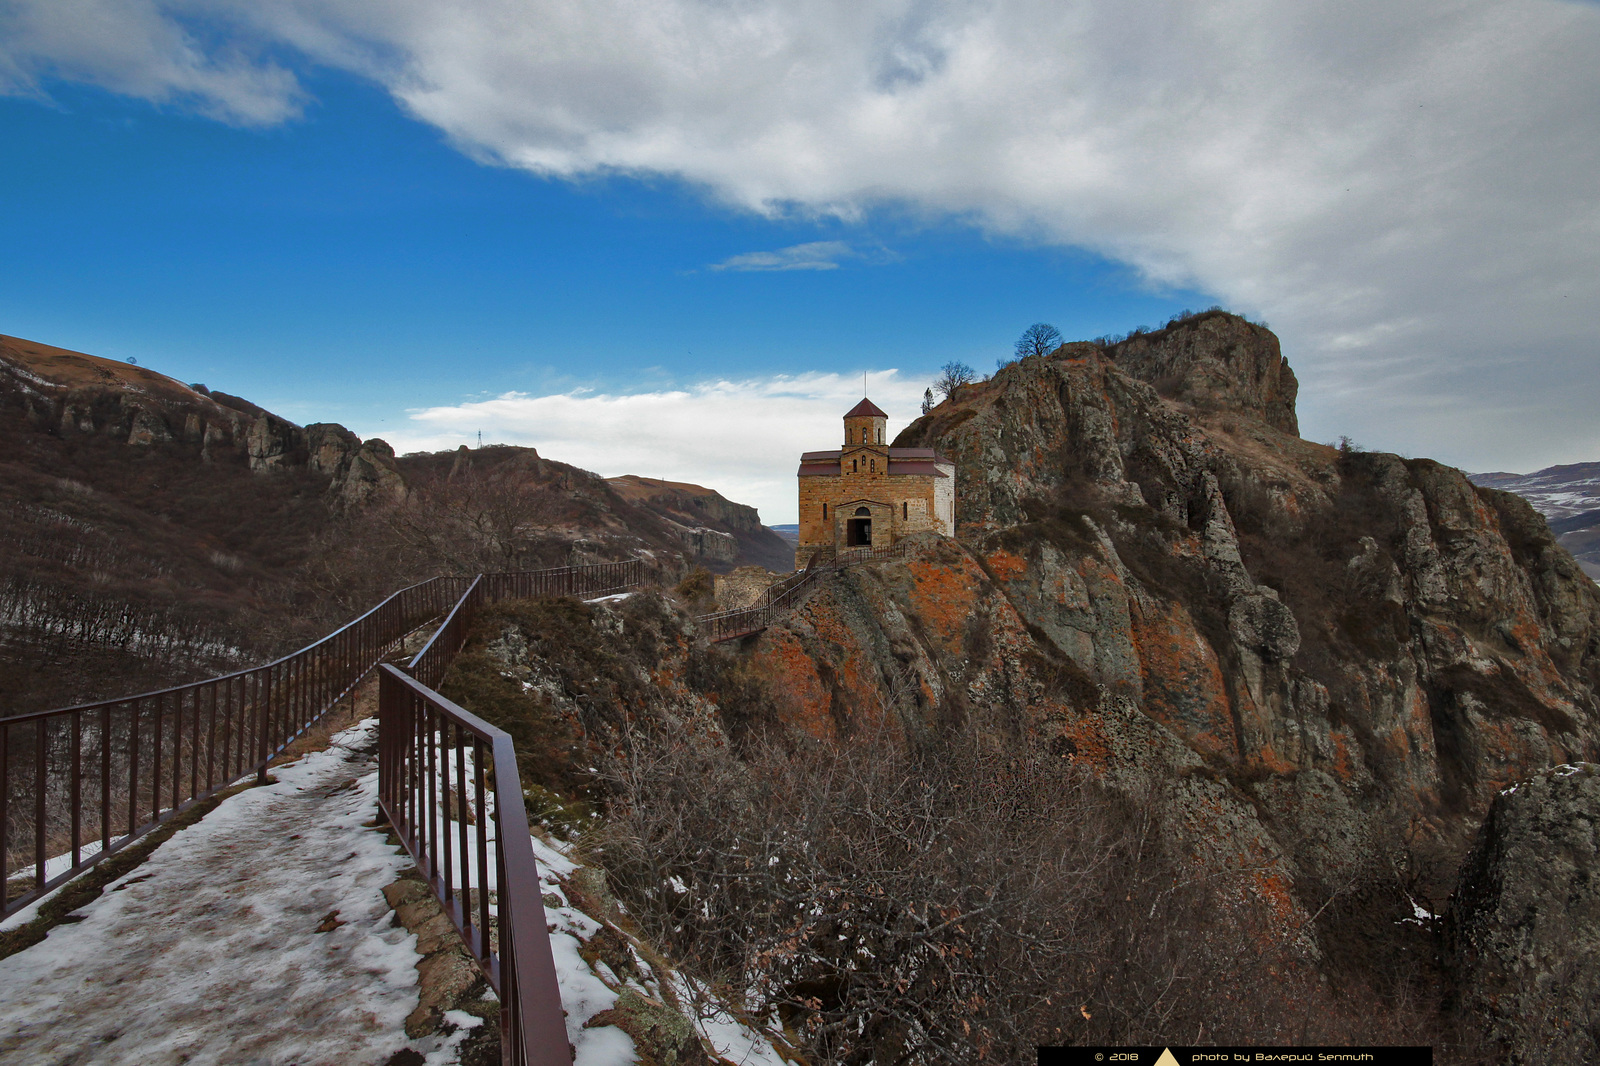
[1469,463,1600,579]
[0,333,785,714]
[605,475,794,573]
[768,523,800,546]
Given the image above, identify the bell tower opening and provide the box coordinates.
[842,397,887,452]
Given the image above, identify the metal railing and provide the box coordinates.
[0,575,471,918]
[378,665,571,1066]
[3,539,880,1064]
[383,558,642,1065]
[483,560,640,604]
[699,542,912,642]
[407,560,643,690]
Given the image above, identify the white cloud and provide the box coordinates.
[708,240,855,272]
[0,0,303,125]
[7,0,1600,470]
[379,371,933,525]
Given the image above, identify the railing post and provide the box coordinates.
[255,665,272,786]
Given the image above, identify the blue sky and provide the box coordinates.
[2,1,1597,524]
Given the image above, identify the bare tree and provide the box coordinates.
[1014,322,1063,360]
[933,361,976,400]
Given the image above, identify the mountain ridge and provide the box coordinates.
[0,332,789,716]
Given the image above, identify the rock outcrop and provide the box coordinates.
[1111,312,1300,435]
[890,314,1600,863]
[606,474,795,572]
[305,423,407,506]
[1449,763,1599,1063]
[726,311,1600,1031]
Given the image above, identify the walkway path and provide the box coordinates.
[0,720,472,1066]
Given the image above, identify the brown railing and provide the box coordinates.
[700,542,912,642]
[483,560,641,604]
[378,665,572,1066]
[384,558,643,1064]
[407,561,643,690]
[0,575,472,918]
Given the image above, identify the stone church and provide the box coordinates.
[795,398,956,566]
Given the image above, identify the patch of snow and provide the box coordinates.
[574,1024,636,1066]
[531,833,579,878]
[585,593,633,604]
[671,976,793,1066]
[0,719,452,1065]
[423,1011,485,1066]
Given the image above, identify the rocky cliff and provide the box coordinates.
[883,312,1599,832]
[1448,762,1599,1064]
[1,334,405,507]
[736,310,1599,1049]
[606,475,795,573]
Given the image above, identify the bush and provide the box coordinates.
[598,724,1364,1063]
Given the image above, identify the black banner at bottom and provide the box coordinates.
[1039,1048,1433,1066]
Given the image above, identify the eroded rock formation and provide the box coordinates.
[735,310,1600,1031]
[1449,763,1599,1063]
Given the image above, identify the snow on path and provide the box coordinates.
[0,719,454,1066]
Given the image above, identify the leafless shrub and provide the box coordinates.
[596,724,1346,1063]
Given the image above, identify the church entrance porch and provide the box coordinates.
[847,509,873,547]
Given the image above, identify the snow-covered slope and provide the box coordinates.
[0,715,800,1066]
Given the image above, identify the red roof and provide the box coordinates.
[844,398,887,418]
[887,461,948,477]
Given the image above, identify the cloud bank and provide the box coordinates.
[5,0,1599,469]
[382,372,934,525]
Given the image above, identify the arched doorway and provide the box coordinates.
[847,505,872,546]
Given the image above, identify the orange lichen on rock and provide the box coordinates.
[1324,730,1360,784]
[1129,596,1239,763]
[906,559,983,654]
[1047,710,1115,769]
[750,627,835,740]
[984,548,1029,584]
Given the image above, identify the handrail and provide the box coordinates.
[378,665,572,1066]
[699,541,911,642]
[380,557,643,1065]
[409,575,486,691]
[0,574,469,917]
[0,560,643,921]
[4,540,885,1065]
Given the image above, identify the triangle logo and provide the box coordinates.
[1154,1051,1181,1066]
